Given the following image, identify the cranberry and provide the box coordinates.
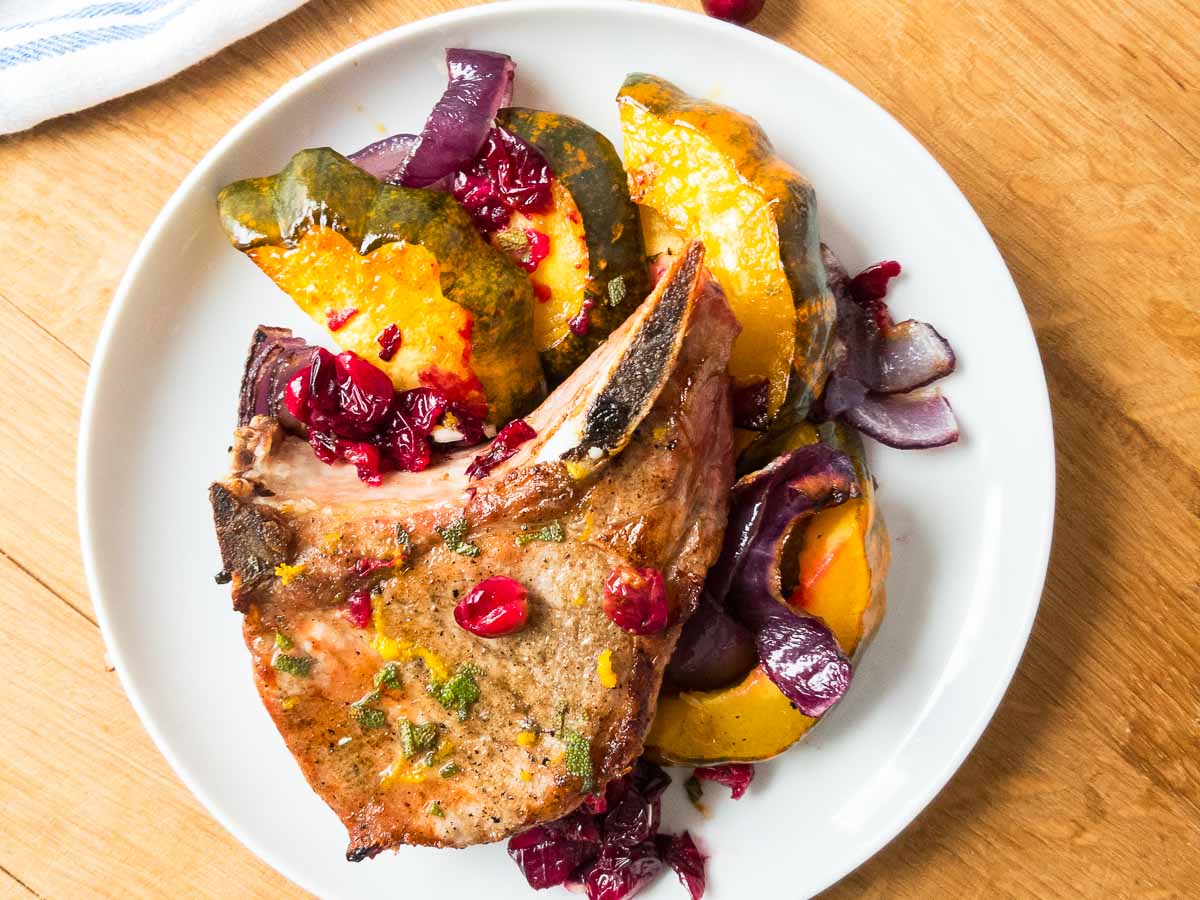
[701,0,765,25]
[307,348,340,414]
[344,589,373,628]
[603,566,669,634]
[465,418,536,480]
[443,400,487,447]
[333,352,393,434]
[533,282,553,303]
[284,367,311,421]
[375,407,431,473]
[568,296,596,336]
[454,576,529,637]
[325,307,359,331]
[603,777,661,848]
[417,367,488,425]
[848,260,902,305]
[508,823,597,890]
[693,763,755,799]
[376,324,402,361]
[395,387,448,434]
[731,378,771,431]
[339,440,383,486]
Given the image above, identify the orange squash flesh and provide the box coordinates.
[490,179,590,354]
[248,226,484,407]
[618,74,836,424]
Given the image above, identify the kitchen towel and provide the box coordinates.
[0,0,309,134]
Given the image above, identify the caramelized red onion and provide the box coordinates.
[701,444,858,717]
[347,133,417,180]
[821,244,959,448]
[667,593,757,691]
[841,387,959,449]
[354,49,515,187]
[238,326,313,430]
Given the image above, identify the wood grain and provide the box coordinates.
[1,0,1197,896]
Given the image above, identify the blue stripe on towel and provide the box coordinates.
[0,0,192,69]
[0,1,177,33]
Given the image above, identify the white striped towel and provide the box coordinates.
[0,0,310,135]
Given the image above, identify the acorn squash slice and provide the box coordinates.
[617,74,836,428]
[645,422,888,766]
[495,107,650,382]
[217,148,545,423]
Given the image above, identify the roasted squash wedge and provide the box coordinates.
[217,148,545,423]
[646,422,888,766]
[617,74,836,427]
[496,107,649,382]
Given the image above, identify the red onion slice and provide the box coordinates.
[841,388,960,449]
[821,244,960,448]
[666,592,758,691]
[877,319,956,393]
[393,49,515,188]
[237,326,314,431]
[704,444,858,717]
[347,133,417,180]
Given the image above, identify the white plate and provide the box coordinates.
[78,2,1055,897]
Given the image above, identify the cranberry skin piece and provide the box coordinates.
[582,842,663,900]
[352,558,393,577]
[465,418,537,480]
[568,296,596,336]
[659,831,707,900]
[325,306,359,331]
[308,430,340,464]
[693,762,755,799]
[376,324,402,362]
[454,576,529,637]
[848,260,902,305]
[701,0,765,25]
[603,566,669,634]
[344,589,373,629]
[340,440,384,486]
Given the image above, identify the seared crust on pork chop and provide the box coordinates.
[210,244,739,856]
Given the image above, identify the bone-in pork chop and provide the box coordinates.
[210,243,738,857]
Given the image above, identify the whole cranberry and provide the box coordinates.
[702,0,765,25]
[455,576,530,637]
[603,565,669,635]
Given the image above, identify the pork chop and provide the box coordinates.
[210,243,739,857]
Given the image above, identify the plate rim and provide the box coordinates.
[77,1,1056,895]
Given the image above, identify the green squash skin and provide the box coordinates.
[216,148,546,424]
[496,108,650,384]
[617,74,837,434]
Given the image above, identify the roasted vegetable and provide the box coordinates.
[617,73,836,428]
[646,422,888,765]
[217,148,545,423]
[496,107,649,381]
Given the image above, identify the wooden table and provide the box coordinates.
[2,0,1197,896]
